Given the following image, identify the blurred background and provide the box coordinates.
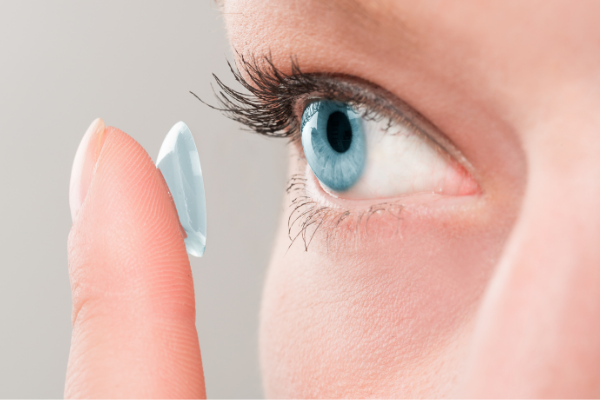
[0,1,287,397]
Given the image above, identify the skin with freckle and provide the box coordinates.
[223,0,600,397]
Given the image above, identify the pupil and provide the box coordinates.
[326,111,353,153]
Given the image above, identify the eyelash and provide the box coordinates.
[195,54,444,250]
[191,53,312,139]
[286,172,405,251]
[194,53,424,140]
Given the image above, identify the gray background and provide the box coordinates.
[0,1,288,398]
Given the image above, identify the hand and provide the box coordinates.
[65,118,206,398]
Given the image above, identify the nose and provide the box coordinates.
[462,114,600,397]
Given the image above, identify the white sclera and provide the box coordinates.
[156,121,207,257]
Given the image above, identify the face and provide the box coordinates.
[223,1,600,397]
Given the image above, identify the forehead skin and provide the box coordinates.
[223,0,600,398]
[224,0,600,136]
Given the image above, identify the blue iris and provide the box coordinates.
[301,100,366,192]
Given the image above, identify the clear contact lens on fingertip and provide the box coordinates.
[156,121,207,257]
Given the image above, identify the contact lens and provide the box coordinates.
[156,122,207,257]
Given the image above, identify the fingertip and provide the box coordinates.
[66,125,205,398]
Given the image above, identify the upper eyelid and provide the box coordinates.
[290,76,470,171]
[291,76,415,133]
[204,53,416,138]
[205,53,472,172]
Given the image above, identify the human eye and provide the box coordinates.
[202,55,479,245]
[300,99,478,200]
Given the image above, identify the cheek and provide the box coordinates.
[259,197,512,398]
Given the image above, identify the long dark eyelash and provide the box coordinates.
[192,52,399,139]
[191,53,319,138]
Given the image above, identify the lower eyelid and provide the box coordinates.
[286,168,404,250]
[287,162,482,252]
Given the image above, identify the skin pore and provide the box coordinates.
[223,0,600,397]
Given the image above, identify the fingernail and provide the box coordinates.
[69,118,106,222]
[156,122,207,257]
